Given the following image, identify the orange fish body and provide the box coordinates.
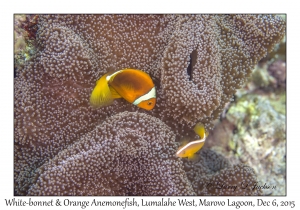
[176,139,206,159]
[90,69,156,110]
[176,122,208,159]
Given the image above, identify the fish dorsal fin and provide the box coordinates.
[179,137,190,147]
[109,86,122,98]
[106,70,123,83]
[181,139,189,147]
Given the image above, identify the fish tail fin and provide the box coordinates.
[90,74,114,107]
[193,122,208,139]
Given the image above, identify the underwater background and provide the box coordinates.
[14,14,286,196]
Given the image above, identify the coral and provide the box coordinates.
[249,60,286,91]
[268,60,286,88]
[226,93,286,195]
[14,14,285,195]
[205,89,286,195]
[251,65,275,88]
[14,15,38,71]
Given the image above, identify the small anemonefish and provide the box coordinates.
[90,68,156,110]
[176,122,208,159]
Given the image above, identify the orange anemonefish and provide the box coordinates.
[176,122,208,159]
[90,68,156,110]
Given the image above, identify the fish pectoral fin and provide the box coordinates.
[122,83,134,92]
[110,87,122,98]
[188,154,200,162]
[187,154,195,160]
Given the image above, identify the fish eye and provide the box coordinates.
[147,101,152,106]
